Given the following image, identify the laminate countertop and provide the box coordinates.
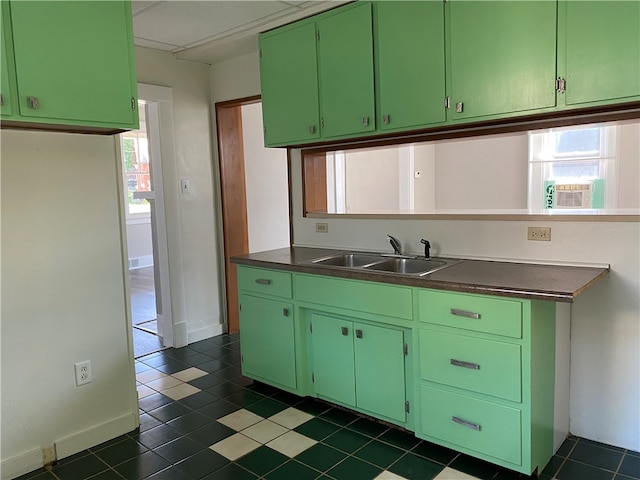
[231,247,609,303]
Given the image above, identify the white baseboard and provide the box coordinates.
[1,448,42,480]
[55,412,138,460]
[188,323,224,345]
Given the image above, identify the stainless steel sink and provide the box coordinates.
[305,252,458,276]
[307,253,384,268]
[364,258,450,275]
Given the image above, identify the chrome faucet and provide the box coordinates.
[420,238,431,260]
[386,234,402,255]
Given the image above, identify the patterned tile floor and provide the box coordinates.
[18,334,640,480]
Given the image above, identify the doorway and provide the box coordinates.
[120,86,174,357]
[216,98,291,333]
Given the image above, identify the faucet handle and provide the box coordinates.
[420,238,431,259]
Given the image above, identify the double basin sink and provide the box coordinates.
[305,253,459,276]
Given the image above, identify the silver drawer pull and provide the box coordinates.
[255,279,272,285]
[452,416,481,431]
[451,359,480,370]
[450,308,480,319]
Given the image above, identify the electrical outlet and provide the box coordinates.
[527,226,551,241]
[315,222,328,233]
[74,360,92,386]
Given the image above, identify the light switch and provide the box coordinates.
[180,179,191,195]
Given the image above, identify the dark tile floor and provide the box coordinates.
[17,335,640,480]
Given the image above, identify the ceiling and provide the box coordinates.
[131,0,346,64]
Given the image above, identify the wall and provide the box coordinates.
[1,131,138,478]
[241,102,290,253]
[135,47,222,343]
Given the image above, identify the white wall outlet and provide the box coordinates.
[316,222,328,233]
[527,226,551,241]
[74,360,92,386]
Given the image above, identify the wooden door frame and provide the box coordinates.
[215,96,293,334]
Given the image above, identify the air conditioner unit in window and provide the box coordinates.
[544,179,604,209]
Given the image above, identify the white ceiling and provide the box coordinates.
[132,0,346,64]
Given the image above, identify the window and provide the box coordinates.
[528,124,618,210]
[120,103,151,218]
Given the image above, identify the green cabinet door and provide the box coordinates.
[375,1,446,131]
[9,1,137,127]
[239,294,296,389]
[311,313,407,422]
[317,3,375,138]
[311,313,356,406]
[446,1,557,121]
[0,2,14,117]
[354,323,406,423]
[259,21,320,147]
[561,1,640,107]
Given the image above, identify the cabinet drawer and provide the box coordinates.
[295,274,412,320]
[420,330,521,402]
[237,266,292,299]
[420,385,522,466]
[418,290,522,338]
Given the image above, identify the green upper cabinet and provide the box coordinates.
[317,2,375,138]
[259,21,320,147]
[374,1,446,132]
[0,3,15,117]
[559,1,640,107]
[446,1,557,121]
[2,1,138,132]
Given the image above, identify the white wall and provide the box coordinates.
[1,131,138,478]
[241,102,290,253]
[291,148,640,451]
[136,47,222,343]
[126,222,152,266]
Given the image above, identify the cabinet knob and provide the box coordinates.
[282,308,289,317]
[383,114,390,125]
[362,116,369,127]
[355,329,363,339]
[27,96,39,109]
[309,125,316,134]
[341,326,348,336]
[455,102,463,113]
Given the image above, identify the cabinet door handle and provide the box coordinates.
[0,94,4,107]
[309,125,316,134]
[355,329,363,339]
[455,102,463,113]
[383,114,390,125]
[450,308,480,319]
[282,308,289,317]
[451,358,480,370]
[362,116,369,126]
[27,96,39,109]
[341,326,348,336]
[452,416,481,431]
[255,279,272,285]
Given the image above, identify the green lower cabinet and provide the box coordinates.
[310,312,407,424]
[416,290,556,475]
[420,385,522,466]
[239,294,297,390]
